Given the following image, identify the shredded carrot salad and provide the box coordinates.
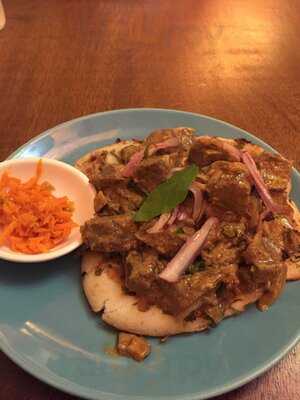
[0,160,77,254]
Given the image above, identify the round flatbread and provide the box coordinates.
[81,251,265,337]
[79,132,300,335]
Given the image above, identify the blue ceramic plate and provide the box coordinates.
[1,109,299,400]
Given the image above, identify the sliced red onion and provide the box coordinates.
[159,217,218,282]
[171,167,185,173]
[147,213,171,233]
[195,178,207,188]
[189,182,204,221]
[167,206,179,226]
[177,207,189,221]
[148,137,179,156]
[221,141,241,161]
[261,209,271,221]
[242,151,285,214]
[122,150,144,177]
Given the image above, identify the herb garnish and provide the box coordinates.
[134,164,199,222]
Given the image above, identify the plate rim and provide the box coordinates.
[6,107,287,160]
[1,328,299,400]
[1,107,300,400]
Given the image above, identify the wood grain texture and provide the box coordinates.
[0,0,299,399]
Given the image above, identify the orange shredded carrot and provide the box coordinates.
[0,160,77,254]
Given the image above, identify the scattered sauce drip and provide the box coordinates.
[104,346,119,357]
[0,160,77,254]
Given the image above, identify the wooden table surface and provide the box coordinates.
[0,0,299,399]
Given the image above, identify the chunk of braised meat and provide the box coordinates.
[266,217,300,257]
[189,137,240,167]
[243,219,288,310]
[221,221,246,241]
[125,260,238,317]
[245,217,300,259]
[201,221,246,267]
[103,186,144,214]
[246,195,263,230]
[238,263,286,312]
[120,143,144,164]
[145,127,195,168]
[135,225,184,257]
[117,333,151,361]
[133,155,174,193]
[145,127,195,151]
[206,161,251,214]
[284,227,300,256]
[90,164,128,191]
[237,265,258,293]
[202,242,241,267]
[206,198,260,232]
[270,191,294,218]
[244,219,286,265]
[125,249,166,293]
[89,160,144,213]
[234,139,264,157]
[155,264,239,315]
[202,303,225,325]
[255,152,292,192]
[81,214,138,252]
[205,204,243,223]
[188,284,240,325]
[255,263,287,311]
[77,150,108,181]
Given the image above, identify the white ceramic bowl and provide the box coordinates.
[0,157,95,263]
